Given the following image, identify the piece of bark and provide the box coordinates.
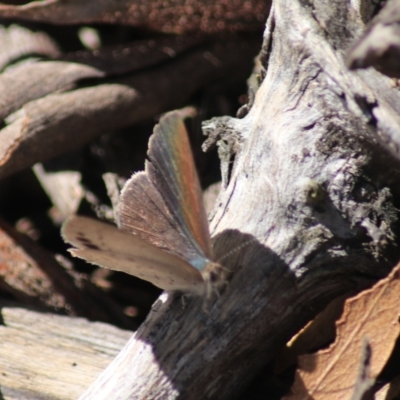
[0,0,270,34]
[0,37,260,180]
[343,0,400,160]
[78,0,400,399]
[61,35,207,77]
[102,173,126,214]
[0,216,134,329]
[346,0,400,78]
[0,24,60,71]
[0,35,209,123]
[0,304,132,400]
[0,84,138,181]
[32,163,84,219]
[0,61,104,121]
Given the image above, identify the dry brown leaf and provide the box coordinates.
[284,263,400,400]
[275,295,348,374]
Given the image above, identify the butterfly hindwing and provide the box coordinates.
[62,216,204,293]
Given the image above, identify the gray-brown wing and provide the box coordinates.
[118,108,213,271]
[62,216,205,294]
[118,171,204,266]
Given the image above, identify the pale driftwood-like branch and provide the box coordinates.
[346,0,400,79]
[0,304,131,400]
[345,0,400,161]
[78,0,400,399]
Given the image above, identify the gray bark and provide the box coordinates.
[347,0,400,79]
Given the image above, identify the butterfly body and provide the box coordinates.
[62,108,224,296]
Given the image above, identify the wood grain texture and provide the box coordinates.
[347,0,400,79]
[78,0,400,398]
[0,304,132,400]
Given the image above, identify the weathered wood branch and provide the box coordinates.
[0,304,131,400]
[78,0,400,399]
[345,0,400,161]
[347,0,400,79]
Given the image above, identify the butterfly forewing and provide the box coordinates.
[119,108,213,271]
[62,216,204,293]
[148,108,213,266]
[118,171,203,266]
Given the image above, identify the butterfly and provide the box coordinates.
[62,108,224,296]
